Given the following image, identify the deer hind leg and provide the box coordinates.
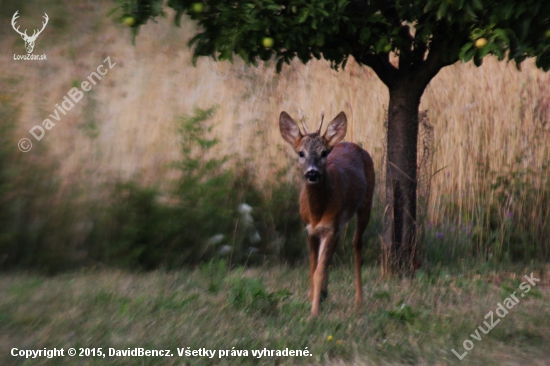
[307,235,320,303]
[311,233,338,317]
[353,208,371,308]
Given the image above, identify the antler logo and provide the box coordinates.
[11,11,49,54]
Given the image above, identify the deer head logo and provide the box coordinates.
[11,11,49,54]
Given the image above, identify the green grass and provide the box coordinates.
[1,263,549,365]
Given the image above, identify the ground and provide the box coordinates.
[1,263,549,365]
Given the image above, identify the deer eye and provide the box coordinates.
[321,151,328,158]
[299,151,305,158]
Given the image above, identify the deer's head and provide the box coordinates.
[12,11,49,54]
[279,111,347,184]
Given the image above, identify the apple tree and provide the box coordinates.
[112,0,550,274]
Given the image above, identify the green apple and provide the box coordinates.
[545,29,550,39]
[475,38,488,48]
[123,16,136,27]
[262,37,274,48]
[191,2,204,13]
[383,43,392,53]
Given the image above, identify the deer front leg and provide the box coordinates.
[307,234,320,302]
[311,232,338,317]
[321,235,339,302]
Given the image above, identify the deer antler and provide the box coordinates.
[11,11,48,40]
[30,13,49,40]
[317,107,325,134]
[11,11,28,37]
[298,109,309,135]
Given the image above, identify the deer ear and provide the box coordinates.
[279,112,303,149]
[323,112,347,147]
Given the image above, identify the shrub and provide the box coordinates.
[0,97,80,272]
[91,107,307,269]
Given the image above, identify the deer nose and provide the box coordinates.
[305,169,321,183]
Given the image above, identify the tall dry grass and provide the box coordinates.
[2,1,549,263]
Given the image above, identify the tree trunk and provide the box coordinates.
[354,40,453,276]
[382,83,423,275]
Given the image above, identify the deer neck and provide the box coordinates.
[303,173,333,223]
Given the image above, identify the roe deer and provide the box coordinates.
[279,110,375,317]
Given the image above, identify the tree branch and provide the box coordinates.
[412,29,427,69]
[414,39,456,89]
[355,53,399,88]
[398,25,414,73]
[411,13,431,68]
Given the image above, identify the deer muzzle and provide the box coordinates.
[305,169,322,184]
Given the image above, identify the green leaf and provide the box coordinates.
[520,18,532,39]
[493,28,510,45]
[461,44,477,62]
[471,28,485,40]
[464,3,477,19]
[478,43,494,58]
[298,9,309,24]
[459,42,473,59]
[504,3,515,19]
[437,1,449,20]
[360,27,371,43]
[267,4,281,12]
[375,38,389,54]
[315,32,325,47]
[471,0,483,11]
[338,0,350,11]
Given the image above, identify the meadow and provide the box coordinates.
[1,263,549,365]
[1,0,550,364]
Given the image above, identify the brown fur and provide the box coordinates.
[279,111,375,317]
